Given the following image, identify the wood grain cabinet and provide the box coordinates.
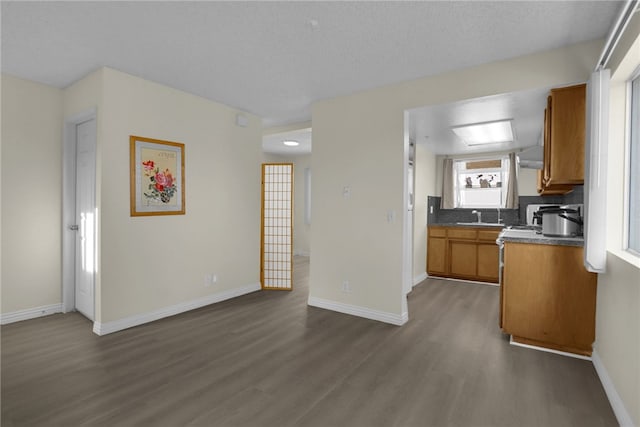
[427,226,501,283]
[427,228,447,275]
[538,83,586,195]
[501,242,597,356]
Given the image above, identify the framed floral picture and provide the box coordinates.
[130,135,185,216]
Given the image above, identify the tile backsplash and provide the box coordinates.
[427,185,584,226]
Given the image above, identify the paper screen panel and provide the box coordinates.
[261,164,293,290]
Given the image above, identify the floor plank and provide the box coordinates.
[1,257,617,426]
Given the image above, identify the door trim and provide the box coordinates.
[62,108,97,314]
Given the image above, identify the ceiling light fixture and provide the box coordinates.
[283,140,299,147]
[451,119,514,146]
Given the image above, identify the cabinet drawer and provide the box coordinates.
[429,227,447,237]
[447,229,477,240]
[478,230,501,241]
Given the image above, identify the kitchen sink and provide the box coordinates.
[456,222,505,227]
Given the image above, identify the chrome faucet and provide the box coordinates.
[472,210,482,223]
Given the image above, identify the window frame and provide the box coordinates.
[453,156,510,209]
[623,66,640,256]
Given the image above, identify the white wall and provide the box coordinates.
[594,16,640,426]
[413,143,436,282]
[310,39,601,323]
[518,168,539,196]
[1,74,63,315]
[292,154,311,256]
[96,68,262,324]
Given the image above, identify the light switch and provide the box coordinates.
[343,186,351,199]
[387,210,396,222]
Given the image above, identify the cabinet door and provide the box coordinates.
[449,241,477,278]
[477,243,499,282]
[502,243,597,355]
[548,84,586,185]
[543,98,552,186]
[427,237,447,275]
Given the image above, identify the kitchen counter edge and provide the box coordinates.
[499,234,584,247]
[429,223,585,247]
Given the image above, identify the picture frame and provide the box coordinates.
[130,135,185,216]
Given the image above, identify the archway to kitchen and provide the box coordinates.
[261,125,312,292]
[402,85,578,303]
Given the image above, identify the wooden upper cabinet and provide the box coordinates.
[539,83,586,194]
[543,96,552,185]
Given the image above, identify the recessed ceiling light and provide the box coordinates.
[283,140,299,147]
[451,119,514,145]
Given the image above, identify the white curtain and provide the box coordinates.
[505,152,519,209]
[441,158,455,209]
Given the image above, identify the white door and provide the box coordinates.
[74,119,97,320]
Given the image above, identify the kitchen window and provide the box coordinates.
[626,72,640,254]
[454,157,510,208]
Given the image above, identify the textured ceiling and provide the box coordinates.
[1,1,622,129]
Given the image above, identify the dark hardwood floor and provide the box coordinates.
[1,257,617,426]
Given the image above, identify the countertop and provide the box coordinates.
[497,228,584,247]
[429,222,584,247]
[429,223,506,228]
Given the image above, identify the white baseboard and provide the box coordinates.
[0,303,63,325]
[93,283,261,336]
[509,335,591,361]
[429,275,499,287]
[413,272,427,287]
[592,350,635,427]
[307,296,408,326]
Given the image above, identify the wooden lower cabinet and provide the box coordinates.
[427,236,447,275]
[501,242,597,356]
[449,241,477,277]
[427,226,501,283]
[477,243,499,281]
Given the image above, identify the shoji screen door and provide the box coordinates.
[261,163,293,290]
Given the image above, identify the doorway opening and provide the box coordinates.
[62,110,97,321]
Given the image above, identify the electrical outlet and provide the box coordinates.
[212,274,218,283]
[341,280,351,293]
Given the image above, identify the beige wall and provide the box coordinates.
[3,68,264,326]
[96,68,262,323]
[311,39,602,319]
[413,143,436,281]
[1,74,63,313]
[594,18,640,426]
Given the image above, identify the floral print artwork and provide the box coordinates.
[131,136,184,216]
[138,146,180,207]
[142,159,177,204]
